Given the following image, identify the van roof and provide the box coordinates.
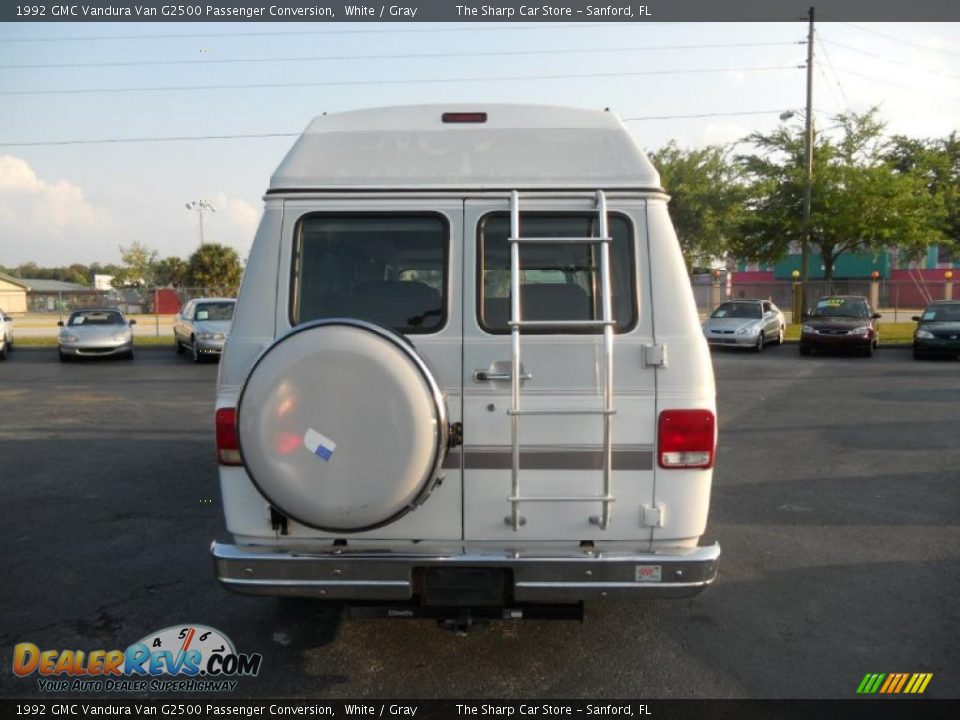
[270,104,662,192]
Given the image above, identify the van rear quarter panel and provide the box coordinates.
[647,199,717,545]
[219,200,283,393]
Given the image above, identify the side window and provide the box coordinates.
[478,213,636,334]
[762,302,772,314]
[290,214,448,334]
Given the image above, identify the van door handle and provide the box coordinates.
[473,370,532,383]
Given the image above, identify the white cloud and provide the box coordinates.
[198,193,261,261]
[0,156,108,264]
[215,193,260,235]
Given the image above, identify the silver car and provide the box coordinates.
[174,298,235,363]
[0,308,13,360]
[702,299,785,352]
[58,308,136,361]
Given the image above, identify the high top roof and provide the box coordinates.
[269,104,662,192]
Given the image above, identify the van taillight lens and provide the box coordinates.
[216,407,241,466]
[658,409,715,469]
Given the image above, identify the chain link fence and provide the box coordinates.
[20,279,959,325]
[695,279,959,322]
[27,287,237,316]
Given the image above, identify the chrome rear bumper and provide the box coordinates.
[211,541,720,602]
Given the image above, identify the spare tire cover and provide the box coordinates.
[237,319,448,532]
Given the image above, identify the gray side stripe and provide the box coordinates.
[442,447,653,471]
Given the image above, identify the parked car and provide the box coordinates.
[58,308,135,361]
[702,299,785,351]
[174,298,236,363]
[799,295,881,357]
[912,300,960,360]
[210,104,720,627]
[0,308,13,360]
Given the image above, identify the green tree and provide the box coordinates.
[112,241,159,288]
[63,263,90,285]
[154,256,190,287]
[885,132,959,257]
[13,262,42,279]
[186,243,243,294]
[648,141,745,270]
[733,109,945,280]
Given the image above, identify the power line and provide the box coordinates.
[0,41,800,71]
[815,36,851,109]
[837,21,960,58]
[623,109,791,121]
[820,37,960,81]
[0,22,648,43]
[833,65,960,103]
[0,132,299,147]
[0,64,802,97]
[0,109,812,146]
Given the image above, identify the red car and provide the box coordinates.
[799,295,881,357]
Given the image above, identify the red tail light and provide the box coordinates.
[216,407,241,466]
[658,409,716,469]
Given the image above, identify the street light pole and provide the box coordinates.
[185,200,216,247]
[800,6,815,319]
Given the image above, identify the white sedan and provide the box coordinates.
[702,299,785,352]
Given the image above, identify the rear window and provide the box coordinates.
[195,302,235,322]
[478,213,636,333]
[291,214,448,334]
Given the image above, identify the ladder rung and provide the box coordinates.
[509,236,611,245]
[507,408,615,416]
[509,495,616,503]
[509,319,615,329]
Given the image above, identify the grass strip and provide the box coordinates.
[14,336,175,347]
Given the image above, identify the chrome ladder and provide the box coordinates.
[506,189,616,531]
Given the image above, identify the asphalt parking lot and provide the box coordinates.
[1,346,957,699]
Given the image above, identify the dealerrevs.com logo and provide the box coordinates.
[13,624,262,693]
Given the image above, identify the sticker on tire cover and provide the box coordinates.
[303,428,336,461]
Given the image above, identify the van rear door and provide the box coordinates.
[461,195,657,543]
[269,198,465,541]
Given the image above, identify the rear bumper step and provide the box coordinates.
[211,541,720,602]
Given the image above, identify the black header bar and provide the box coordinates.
[1,699,959,720]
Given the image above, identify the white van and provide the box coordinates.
[212,105,719,622]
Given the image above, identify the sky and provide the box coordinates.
[0,19,957,268]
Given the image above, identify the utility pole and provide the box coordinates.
[800,6,815,319]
